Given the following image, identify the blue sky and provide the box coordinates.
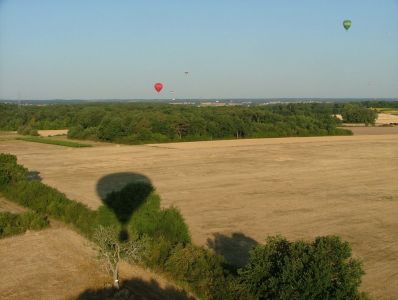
[0,0,397,99]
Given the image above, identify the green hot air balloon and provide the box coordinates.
[343,19,352,31]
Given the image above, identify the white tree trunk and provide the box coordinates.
[112,262,119,289]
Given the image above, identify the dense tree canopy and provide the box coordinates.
[341,104,378,125]
[0,102,356,143]
[239,235,365,300]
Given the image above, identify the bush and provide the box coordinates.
[128,196,191,244]
[0,211,49,238]
[342,105,377,125]
[165,244,228,299]
[238,235,364,300]
[17,125,39,136]
[96,191,191,245]
[0,153,28,186]
[143,236,175,270]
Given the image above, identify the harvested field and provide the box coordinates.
[375,113,398,125]
[0,228,106,300]
[1,127,398,299]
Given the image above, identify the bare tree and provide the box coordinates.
[93,226,145,289]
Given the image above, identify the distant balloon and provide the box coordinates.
[154,82,163,93]
[343,20,352,31]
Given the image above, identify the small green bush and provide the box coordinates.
[143,236,175,270]
[0,211,49,238]
[0,153,28,186]
[17,125,39,136]
[128,195,191,244]
[165,244,228,299]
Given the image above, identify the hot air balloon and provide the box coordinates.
[154,82,163,93]
[343,20,351,31]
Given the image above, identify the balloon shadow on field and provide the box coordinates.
[76,277,195,300]
[96,172,153,242]
[207,232,258,269]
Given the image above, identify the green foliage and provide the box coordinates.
[165,243,228,299]
[102,181,154,225]
[0,156,96,236]
[0,153,18,164]
[96,192,191,245]
[17,124,39,136]
[128,195,191,244]
[238,235,364,300]
[0,211,49,238]
[342,105,378,125]
[3,180,97,236]
[361,100,398,109]
[0,102,355,144]
[143,236,175,269]
[0,153,28,186]
[16,136,92,147]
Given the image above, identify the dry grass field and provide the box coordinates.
[0,227,107,300]
[1,127,398,299]
[375,113,398,125]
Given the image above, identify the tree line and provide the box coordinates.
[0,102,359,143]
[1,101,385,143]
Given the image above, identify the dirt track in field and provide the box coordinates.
[1,127,398,299]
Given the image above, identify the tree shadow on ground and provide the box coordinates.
[77,277,195,300]
[207,232,258,268]
[96,172,153,241]
[26,170,42,181]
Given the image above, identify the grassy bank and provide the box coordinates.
[16,136,92,148]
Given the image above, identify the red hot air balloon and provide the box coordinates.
[154,82,163,93]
